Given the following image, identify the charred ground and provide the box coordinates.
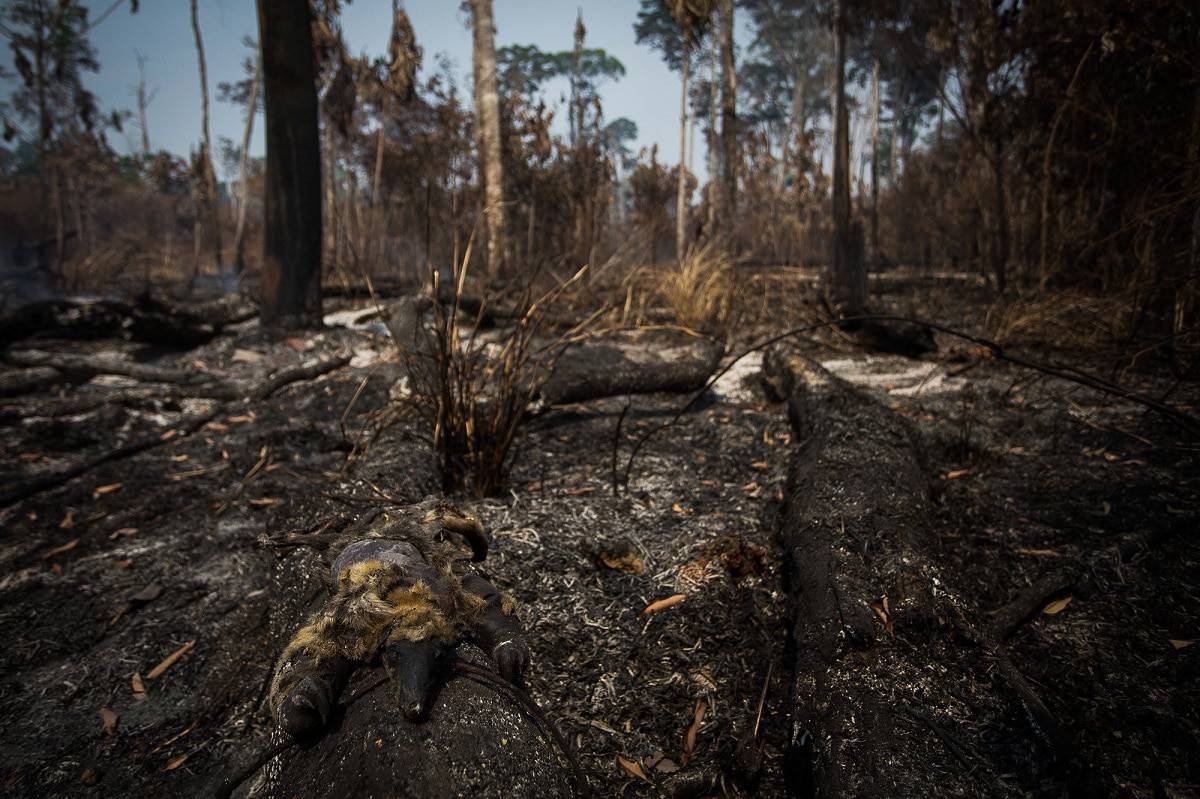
[0,272,1197,798]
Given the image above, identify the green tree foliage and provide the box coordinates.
[1,0,101,159]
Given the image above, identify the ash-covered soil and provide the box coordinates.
[0,304,793,797]
[1,274,1197,798]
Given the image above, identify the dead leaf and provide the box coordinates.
[742,480,761,497]
[1042,596,1073,615]
[1014,547,1060,557]
[942,469,971,480]
[227,413,255,424]
[231,348,265,364]
[171,454,189,462]
[147,640,195,680]
[159,429,178,441]
[132,582,163,603]
[1169,639,1195,651]
[563,485,597,496]
[92,483,123,498]
[206,422,229,433]
[616,755,650,783]
[643,594,686,615]
[750,461,769,471]
[285,336,308,351]
[40,538,79,560]
[151,721,198,753]
[80,768,98,785]
[99,707,119,736]
[248,497,282,507]
[671,502,693,516]
[59,510,75,529]
[132,672,147,701]
[112,559,133,570]
[163,754,188,771]
[869,595,894,634]
[655,758,680,774]
[109,527,138,540]
[681,699,707,765]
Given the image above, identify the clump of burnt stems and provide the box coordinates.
[397,248,589,498]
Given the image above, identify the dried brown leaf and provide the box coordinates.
[132,672,147,701]
[92,483,123,498]
[681,699,707,765]
[147,640,195,680]
[59,510,75,529]
[943,469,970,480]
[99,707,119,736]
[643,594,686,615]
[163,754,188,771]
[1042,596,1073,615]
[1169,639,1195,651]
[616,755,650,783]
[40,538,79,560]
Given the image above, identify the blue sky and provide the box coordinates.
[0,0,756,182]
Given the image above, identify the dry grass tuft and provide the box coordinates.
[654,241,742,336]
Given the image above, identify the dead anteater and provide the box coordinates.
[264,498,529,738]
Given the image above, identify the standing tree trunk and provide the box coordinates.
[190,0,223,280]
[828,0,865,311]
[570,11,585,149]
[676,45,690,260]
[707,38,719,234]
[135,51,152,158]
[869,57,880,271]
[719,0,737,220]
[469,0,508,280]
[233,49,262,275]
[256,0,323,328]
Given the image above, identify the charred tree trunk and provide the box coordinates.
[233,49,262,275]
[719,0,737,220]
[870,58,881,271]
[256,0,323,329]
[469,0,508,280]
[676,45,691,260]
[190,0,223,280]
[707,38,720,234]
[828,0,866,311]
[135,51,152,158]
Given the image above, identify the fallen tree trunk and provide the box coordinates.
[0,366,62,398]
[235,650,578,799]
[0,293,250,350]
[764,343,1090,797]
[533,331,722,409]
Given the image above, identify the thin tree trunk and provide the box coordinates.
[135,51,151,158]
[469,0,508,279]
[992,145,1009,293]
[707,39,719,234]
[719,0,737,218]
[870,58,880,271]
[828,0,864,311]
[256,0,323,328]
[676,47,690,260]
[571,11,585,149]
[233,50,262,275]
[191,0,223,277]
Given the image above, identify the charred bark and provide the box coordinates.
[256,0,323,329]
[765,344,1089,797]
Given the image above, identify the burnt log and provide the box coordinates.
[0,366,62,397]
[0,294,232,350]
[533,331,722,409]
[764,343,1085,797]
[242,648,578,799]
